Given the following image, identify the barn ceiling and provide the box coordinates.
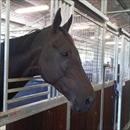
[0,0,130,39]
[86,0,130,33]
[1,0,51,39]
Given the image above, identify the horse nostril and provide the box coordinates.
[85,94,95,106]
[85,95,95,106]
[85,98,90,105]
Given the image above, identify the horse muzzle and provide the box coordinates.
[71,93,95,112]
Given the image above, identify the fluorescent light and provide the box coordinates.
[72,22,95,30]
[15,5,49,14]
[105,41,122,45]
[72,23,90,30]
[105,42,115,45]
[105,34,111,39]
[90,36,95,39]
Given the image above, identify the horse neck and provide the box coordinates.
[9,30,42,78]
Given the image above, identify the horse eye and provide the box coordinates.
[61,51,69,57]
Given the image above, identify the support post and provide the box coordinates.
[117,36,125,130]
[99,0,107,130]
[0,0,1,43]
[66,102,71,130]
[113,36,119,130]
[3,0,10,112]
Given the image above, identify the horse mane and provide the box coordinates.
[9,29,41,56]
[0,29,42,79]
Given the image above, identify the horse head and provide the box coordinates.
[37,9,95,112]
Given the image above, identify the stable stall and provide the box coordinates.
[0,0,130,130]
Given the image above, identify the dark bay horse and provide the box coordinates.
[0,9,95,112]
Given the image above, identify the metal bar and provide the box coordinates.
[117,36,125,130]
[8,77,33,82]
[106,27,118,36]
[107,9,130,14]
[128,40,130,79]
[8,76,42,82]
[66,102,71,130]
[8,83,48,93]
[99,63,106,130]
[113,35,119,130]
[7,91,49,104]
[58,0,62,8]
[50,0,55,23]
[106,21,118,33]
[121,28,130,39]
[114,37,119,81]
[52,87,55,97]
[74,8,103,27]
[47,85,51,99]
[99,0,107,129]
[93,80,114,91]
[56,90,59,97]
[78,0,109,21]
[0,0,1,43]
[113,95,118,130]
[3,0,10,112]
[61,2,66,25]
[54,0,58,14]
[101,0,107,14]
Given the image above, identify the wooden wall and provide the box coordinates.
[103,86,115,130]
[7,86,115,130]
[121,80,130,129]
[6,104,67,130]
[71,86,115,130]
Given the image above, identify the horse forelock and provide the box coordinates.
[59,27,74,44]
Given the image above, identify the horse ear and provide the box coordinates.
[62,15,73,32]
[52,8,62,32]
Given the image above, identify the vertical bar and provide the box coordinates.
[66,102,71,130]
[128,39,130,79]
[47,84,51,100]
[52,87,54,98]
[99,0,107,129]
[99,24,107,130]
[50,0,55,23]
[64,1,74,130]
[59,0,62,8]
[3,0,10,112]
[117,36,125,130]
[0,0,1,43]
[61,2,66,25]
[114,36,119,80]
[56,90,58,97]
[101,0,107,14]
[54,0,58,14]
[113,36,119,130]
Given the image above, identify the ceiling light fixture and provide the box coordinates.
[72,23,90,30]
[15,5,49,14]
[105,41,122,45]
[105,34,111,39]
[90,36,95,39]
[105,41,115,45]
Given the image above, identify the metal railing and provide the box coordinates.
[0,0,64,113]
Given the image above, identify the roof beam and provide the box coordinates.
[1,18,25,27]
[116,0,130,16]
[107,9,130,14]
